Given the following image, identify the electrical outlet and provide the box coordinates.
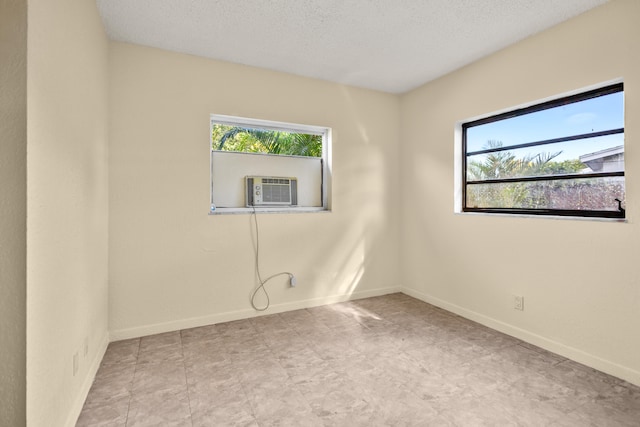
[289,275,297,287]
[73,352,79,376]
[514,295,524,311]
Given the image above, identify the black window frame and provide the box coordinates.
[462,83,625,219]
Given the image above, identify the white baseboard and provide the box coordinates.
[109,285,401,341]
[64,332,110,427]
[107,285,640,387]
[401,287,640,388]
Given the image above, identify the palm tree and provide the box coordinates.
[467,140,563,181]
[467,140,567,208]
[212,125,321,157]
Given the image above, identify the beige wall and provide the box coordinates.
[0,0,27,425]
[401,0,640,385]
[26,0,110,426]
[109,43,401,338]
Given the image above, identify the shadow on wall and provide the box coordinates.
[410,151,511,300]
[299,86,392,300]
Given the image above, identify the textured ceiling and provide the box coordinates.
[96,0,609,94]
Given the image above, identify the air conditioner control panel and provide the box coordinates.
[254,185,262,203]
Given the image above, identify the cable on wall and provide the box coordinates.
[250,207,295,311]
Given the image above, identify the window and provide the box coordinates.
[462,83,624,219]
[210,115,331,213]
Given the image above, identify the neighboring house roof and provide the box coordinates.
[579,145,624,172]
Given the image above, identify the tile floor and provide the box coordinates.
[77,293,640,426]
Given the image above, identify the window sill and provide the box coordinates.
[455,211,627,223]
[209,206,330,215]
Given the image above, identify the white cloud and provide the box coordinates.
[566,112,597,125]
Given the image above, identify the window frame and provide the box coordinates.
[461,82,625,219]
[209,114,332,214]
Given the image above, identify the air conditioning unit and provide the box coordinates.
[246,176,298,207]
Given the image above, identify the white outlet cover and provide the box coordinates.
[514,295,524,311]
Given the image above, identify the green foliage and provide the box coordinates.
[467,141,519,180]
[211,125,322,157]
[467,140,588,209]
[467,140,583,181]
[537,159,585,175]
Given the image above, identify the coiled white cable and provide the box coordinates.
[250,207,294,311]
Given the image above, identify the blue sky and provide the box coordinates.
[466,91,624,162]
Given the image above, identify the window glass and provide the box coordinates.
[467,177,625,211]
[467,134,624,180]
[466,91,624,153]
[212,124,322,158]
[463,83,624,218]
